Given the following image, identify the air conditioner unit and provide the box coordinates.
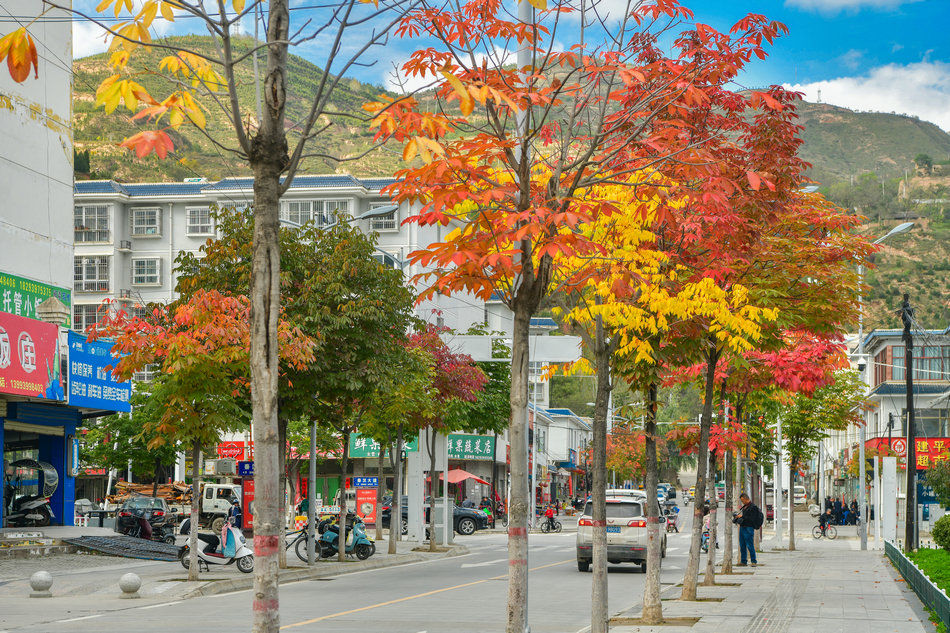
[118,289,132,299]
[215,459,237,476]
[118,240,132,252]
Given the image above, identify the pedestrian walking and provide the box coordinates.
[734,493,763,567]
[833,498,843,525]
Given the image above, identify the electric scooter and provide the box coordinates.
[319,513,375,560]
[179,518,254,573]
[5,459,58,527]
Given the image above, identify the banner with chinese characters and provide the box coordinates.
[0,311,64,400]
[67,331,131,412]
[447,434,496,461]
[0,271,71,326]
[866,436,950,470]
[348,433,419,458]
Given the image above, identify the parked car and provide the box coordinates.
[115,496,176,543]
[658,483,676,500]
[380,496,490,536]
[576,496,666,572]
[793,486,807,506]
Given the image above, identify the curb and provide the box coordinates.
[0,544,78,559]
[182,544,470,599]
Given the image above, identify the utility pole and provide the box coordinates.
[307,421,317,564]
[901,293,917,551]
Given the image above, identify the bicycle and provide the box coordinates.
[812,523,837,540]
[540,519,562,533]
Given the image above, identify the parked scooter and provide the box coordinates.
[120,506,176,544]
[179,518,254,573]
[318,512,375,560]
[4,459,58,527]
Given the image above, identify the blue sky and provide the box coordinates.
[73,0,950,130]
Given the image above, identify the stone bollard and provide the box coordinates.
[118,572,142,599]
[30,571,53,598]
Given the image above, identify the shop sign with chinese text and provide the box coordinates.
[0,311,64,400]
[0,272,71,326]
[447,434,495,461]
[868,437,950,470]
[348,433,419,458]
[67,331,131,412]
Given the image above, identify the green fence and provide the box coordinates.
[884,540,950,629]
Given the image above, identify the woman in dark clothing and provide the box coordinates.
[850,500,859,525]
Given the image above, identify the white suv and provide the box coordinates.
[576,496,666,572]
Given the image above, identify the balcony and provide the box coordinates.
[75,229,111,243]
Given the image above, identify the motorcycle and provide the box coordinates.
[665,507,680,533]
[701,527,710,553]
[179,519,254,573]
[4,459,58,527]
[119,505,176,544]
[319,513,375,560]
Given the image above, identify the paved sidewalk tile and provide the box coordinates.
[612,539,930,633]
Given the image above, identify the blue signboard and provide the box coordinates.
[238,461,254,477]
[353,476,378,488]
[67,331,131,412]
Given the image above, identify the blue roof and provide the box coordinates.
[75,180,129,195]
[862,327,949,351]
[123,182,206,196]
[868,382,950,397]
[531,317,557,328]
[76,174,384,197]
[545,408,576,416]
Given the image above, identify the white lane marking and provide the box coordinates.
[137,600,183,610]
[58,615,103,623]
[460,558,507,568]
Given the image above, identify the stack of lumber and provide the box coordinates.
[107,481,193,505]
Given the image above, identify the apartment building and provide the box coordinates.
[72,175,490,339]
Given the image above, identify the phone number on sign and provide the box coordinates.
[9,379,44,393]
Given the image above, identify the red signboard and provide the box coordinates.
[866,437,950,470]
[217,441,246,459]
[355,488,377,524]
[242,477,255,530]
[0,311,63,400]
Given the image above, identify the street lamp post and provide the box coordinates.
[856,222,913,551]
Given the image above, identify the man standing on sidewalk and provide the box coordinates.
[735,493,763,567]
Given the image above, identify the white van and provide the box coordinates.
[576,496,666,572]
[793,486,807,506]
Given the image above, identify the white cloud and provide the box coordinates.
[73,21,110,59]
[785,61,950,132]
[785,0,922,13]
[837,49,864,71]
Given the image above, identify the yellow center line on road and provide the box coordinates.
[280,559,573,630]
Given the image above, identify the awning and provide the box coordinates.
[437,468,490,485]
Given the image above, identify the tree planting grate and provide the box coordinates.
[62,535,180,561]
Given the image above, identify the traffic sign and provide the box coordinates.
[238,461,254,477]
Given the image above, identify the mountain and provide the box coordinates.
[793,101,950,186]
[73,35,400,181]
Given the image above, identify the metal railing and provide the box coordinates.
[884,540,950,629]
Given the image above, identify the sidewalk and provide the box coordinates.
[0,538,466,630]
[611,538,933,633]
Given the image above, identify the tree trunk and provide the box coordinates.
[642,383,663,624]
[188,441,201,582]
[376,444,385,542]
[681,343,720,601]
[788,465,796,551]
[249,135,287,631]
[703,456,718,586]
[590,320,610,633]
[506,302,532,633]
[278,419,287,569]
[428,428,438,552]
[722,450,734,574]
[338,430,351,562]
[389,429,403,555]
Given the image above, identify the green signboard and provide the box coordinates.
[348,433,419,459]
[448,434,496,461]
[0,271,71,326]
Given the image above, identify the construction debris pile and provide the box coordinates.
[107,481,193,506]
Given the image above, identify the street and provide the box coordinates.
[3,520,694,633]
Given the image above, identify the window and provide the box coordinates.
[74,205,110,243]
[74,256,110,292]
[369,202,398,231]
[186,208,213,235]
[583,501,643,518]
[281,199,350,228]
[891,345,950,381]
[132,258,161,285]
[134,363,157,382]
[72,304,102,332]
[130,207,161,236]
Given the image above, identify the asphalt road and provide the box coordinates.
[10,513,697,633]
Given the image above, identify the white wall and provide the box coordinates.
[0,0,73,290]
